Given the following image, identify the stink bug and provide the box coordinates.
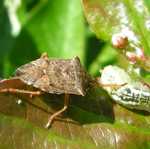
[0,53,98,128]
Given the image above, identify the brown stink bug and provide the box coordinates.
[0,53,98,128]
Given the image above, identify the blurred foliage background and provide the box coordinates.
[0,0,128,79]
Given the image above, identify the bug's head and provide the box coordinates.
[84,73,98,90]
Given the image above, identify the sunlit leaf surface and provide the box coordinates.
[82,0,150,56]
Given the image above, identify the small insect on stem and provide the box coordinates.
[0,53,98,128]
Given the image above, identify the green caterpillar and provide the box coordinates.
[101,65,150,112]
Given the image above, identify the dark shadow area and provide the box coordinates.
[124,106,150,117]
[26,0,41,11]
[41,86,115,126]
[85,35,105,68]
[0,1,14,77]
[0,1,14,60]
[9,28,40,63]
[5,28,40,77]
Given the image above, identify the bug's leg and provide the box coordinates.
[101,83,127,89]
[0,88,45,95]
[41,52,49,58]
[45,93,68,128]
[141,82,150,90]
[97,78,127,89]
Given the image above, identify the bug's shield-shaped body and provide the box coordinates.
[14,56,97,96]
[101,65,150,112]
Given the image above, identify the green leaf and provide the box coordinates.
[82,0,150,55]
[82,0,150,81]
[0,0,85,78]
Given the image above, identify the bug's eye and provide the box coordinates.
[89,82,93,88]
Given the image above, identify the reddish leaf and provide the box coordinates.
[0,78,150,148]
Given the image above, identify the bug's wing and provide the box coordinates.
[14,57,95,96]
[14,63,45,86]
[14,58,69,94]
[31,57,88,95]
